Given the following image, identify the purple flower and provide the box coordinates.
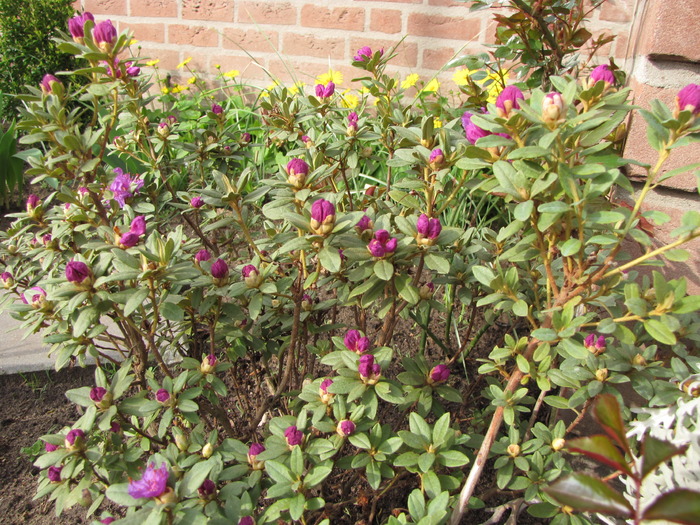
[1,271,14,288]
[101,518,116,524]
[584,333,606,354]
[155,389,170,403]
[40,74,61,94]
[26,194,39,211]
[543,92,565,125]
[68,12,94,41]
[65,428,85,447]
[128,462,169,499]
[495,85,524,118]
[195,249,211,263]
[212,103,223,115]
[198,479,216,498]
[348,112,359,129]
[239,518,255,525]
[368,230,397,258]
[110,168,143,207]
[310,198,336,236]
[344,329,370,353]
[356,214,373,234]
[590,64,614,86]
[301,135,311,145]
[47,466,62,482]
[315,82,335,99]
[119,216,146,248]
[286,158,309,189]
[65,260,91,284]
[89,386,108,403]
[359,354,381,384]
[126,62,141,77]
[45,442,58,452]
[462,112,491,145]
[416,214,441,246]
[284,425,303,447]
[429,364,450,384]
[677,84,700,116]
[130,215,146,236]
[320,378,333,394]
[119,232,139,248]
[92,20,117,52]
[110,422,121,432]
[241,132,252,144]
[429,148,444,166]
[242,264,262,288]
[190,196,204,208]
[211,259,229,280]
[337,419,356,437]
[248,443,265,469]
[354,46,373,61]
[201,353,217,374]
[21,286,47,309]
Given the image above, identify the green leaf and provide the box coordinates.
[472,265,495,288]
[265,460,293,484]
[289,493,305,521]
[566,435,632,475]
[105,483,139,506]
[180,459,215,496]
[559,238,582,257]
[319,246,341,273]
[643,489,700,524]
[424,253,450,274]
[124,287,150,317]
[641,435,688,480]
[544,473,633,517]
[644,319,677,345]
[374,259,394,281]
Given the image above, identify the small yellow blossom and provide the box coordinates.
[128,38,138,46]
[224,69,239,79]
[316,70,343,86]
[401,73,420,89]
[187,76,197,85]
[288,82,305,95]
[358,85,371,95]
[176,57,192,69]
[171,84,185,94]
[161,87,170,94]
[482,69,510,103]
[214,64,221,69]
[341,91,359,109]
[434,117,443,128]
[452,69,472,86]
[421,79,440,94]
[146,59,160,67]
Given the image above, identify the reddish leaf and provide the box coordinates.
[641,435,688,480]
[566,435,632,476]
[643,489,700,524]
[592,394,630,454]
[544,473,633,518]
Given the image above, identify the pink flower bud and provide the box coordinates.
[429,364,450,384]
[462,112,491,145]
[211,259,229,280]
[248,442,265,469]
[190,197,204,208]
[356,214,373,235]
[242,264,262,288]
[286,158,309,189]
[89,386,107,403]
[126,63,140,77]
[284,425,303,447]
[239,518,254,525]
[495,85,525,118]
[130,215,146,236]
[65,428,85,448]
[212,103,223,115]
[429,148,444,166]
[92,20,117,53]
[195,249,211,263]
[45,442,58,452]
[337,419,356,437]
[354,46,374,61]
[416,214,441,246]
[590,64,614,86]
[155,389,170,403]
[676,84,700,116]
[68,12,94,42]
[344,329,371,353]
[358,354,381,384]
[319,378,334,404]
[21,286,48,309]
[65,260,91,285]
[368,230,397,258]
[40,74,61,95]
[584,333,606,354]
[101,519,117,525]
[542,92,565,126]
[201,353,217,374]
[315,82,335,99]
[241,132,252,144]
[198,479,216,498]
[47,466,62,482]
[1,271,14,289]
[310,198,336,236]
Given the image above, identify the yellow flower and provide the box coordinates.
[421,79,440,94]
[401,73,420,89]
[481,69,510,102]
[146,59,160,67]
[187,76,197,85]
[128,38,138,46]
[316,70,343,86]
[176,57,192,69]
[288,82,305,95]
[358,85,371,95]
[341,91,359,109]
[214,64,221,70]
[171,84,184,94]
[161,87,170,94]
[452,69,472,86]
[434,117,443,128]
[224,69,239,79]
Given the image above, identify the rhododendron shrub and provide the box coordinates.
[2,5,700,525]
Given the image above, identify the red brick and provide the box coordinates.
[135,46,181,71]
[613,30,629,60]
[182,0,233,22]
[428,0,467,6]
[84,0,126,15]
[214,55,268,81]
[350,37,418,67]
[282,33,345,60]
[237,2,297,25]
[370,9,402,34]
[423,47,458,70]
[300,5,365,31]
[127,22,166,43]
[639,0,700,61]
[407,12,480,40]
[130,0,176,17]
[223,28,278,53]
[624,79,700,192]
[599,0,633,23]
[168,24,219,47]
[354,0,421,4]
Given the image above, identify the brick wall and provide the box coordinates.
[74,0,633,88]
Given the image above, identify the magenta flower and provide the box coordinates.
[110,168,144,208]
[356,214,373,234]
[416,214,441,246]
[310,198,336,236]
[354,46,373,61]
[359,354,381,384]
[344,329,370,353]
[337,419,356,437]
[89,386,108,403]
[198,479,216,498]
[368,230,397,258]
[101,518,117,524]
[286,158,309,188]
[45,442,58,452]
[195,249,211,263]
[126,62,140,77]
[239,518,255,525]
[130,215,146,236]
[590,64,614,86]
[495,85,524,118]
[248,442,265,469]
[677,84,700,116]
[201,353,217,374]
[47,466,62,482]
[128,462,169,499]
[211,103,223,115]
[26,194,39,211]
[462,112,491,145]
[242,264,262,288]
[190,196,204,208]
[241,132,252,144]
[348,112,359,129]
[429,364,450,384]
[429,148,444,166]
[120,216,146,248]
[584,333,606,354]
[284,425,303,447]
[315,82,335,99]
[40,74,61,95]
[211,259,229,279]
[92,20,117,52]
[155,389,170,403]
[21,286,47,309]
[543,92,565,125]
[65,428,85,447]
[68,12,94,41]
[65,260,91,284]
